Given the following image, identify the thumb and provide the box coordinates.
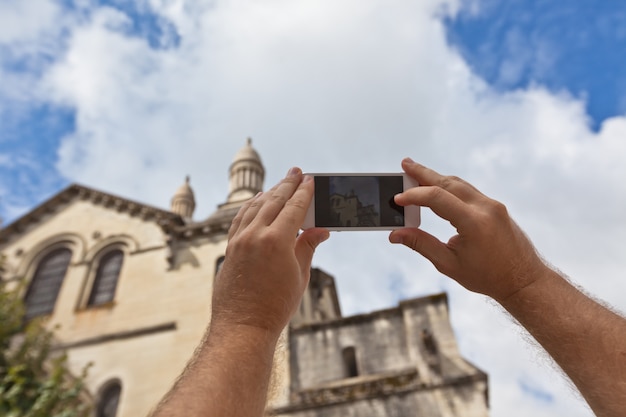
[389,228,456,275]
[295,228,330,274]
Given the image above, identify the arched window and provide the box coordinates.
[97,380,122,417]
[24,248,72,320]
[88,250,123,307]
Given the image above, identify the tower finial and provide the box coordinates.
[171,176,196,221]
[226,139,265,204]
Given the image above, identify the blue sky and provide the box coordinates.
[3,0,626,222]
[1,1,625,416]
[1,0,181,222]
[444,0,626,131]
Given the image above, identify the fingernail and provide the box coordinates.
[287,167,301,177]
[303,175,313,183]
[403,157,415,165]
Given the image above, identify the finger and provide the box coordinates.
[400,158,444,186]
[272,174,315,233]
[236,178,284,229]
[389,228,459,277]
[401,158,485,203]
[295,228,330,278]
[228,191,262,239]
[394,185,475,231]
[253,167,304,227]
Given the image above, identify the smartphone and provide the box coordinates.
[302,173,420,231]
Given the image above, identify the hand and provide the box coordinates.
[211,168,330,337]
[389,158,548,303]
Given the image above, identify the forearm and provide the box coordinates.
[499,267,626,417]
[392,160,626,415]
[151,324,279,417]
[150,170,326,416]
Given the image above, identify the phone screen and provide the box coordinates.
[313,175,405,228]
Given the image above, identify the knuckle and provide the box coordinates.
[439,175,462,190]
[485,199,508,218]
[248,198,264,210]
[268,190,289,205]
[229,216,241,230]
[284,195,308,211]
[426,185,447,202]
[471,199,509,232]
[227,234,251,254]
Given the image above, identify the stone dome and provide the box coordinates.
[227,138,265,203]
[171,176,196,220]
[232,137,262,165]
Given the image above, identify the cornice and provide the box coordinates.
[166,205,241,240]
[52,322,177,351]
[271,369,487,413]
[0,184,185,246]
[290,292,448,333]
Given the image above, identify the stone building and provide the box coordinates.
[0,140,489,417]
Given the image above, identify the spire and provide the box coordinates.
[171,176,196,221]
[227,138,265,203]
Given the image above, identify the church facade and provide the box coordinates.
[0,140,489,417]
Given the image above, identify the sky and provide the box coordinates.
[1,0,625,415]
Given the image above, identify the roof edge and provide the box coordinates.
[0,184,184,246]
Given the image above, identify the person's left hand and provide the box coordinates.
[211,168,330,338]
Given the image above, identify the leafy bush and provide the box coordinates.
[0,256,91,417]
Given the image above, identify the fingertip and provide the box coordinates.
[306,227,330,247]
[389,231,403,244]
[287,167,302,177]
[295,228,330,271]
[319,228,330,244]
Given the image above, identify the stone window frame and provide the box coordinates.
[87,248,124,307]
[78,242,128,310]
[23,245,73,320]
[15,234,85,320]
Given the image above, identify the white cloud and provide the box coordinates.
[0,0,60,44]
[6,0,626,416]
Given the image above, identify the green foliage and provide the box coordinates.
[0,255,91,417]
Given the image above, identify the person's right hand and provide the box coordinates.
[389,158,549,303]
[212,168,329,339]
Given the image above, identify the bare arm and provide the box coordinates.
[500,267,626,416]
[389,158,626,417]
[150,168,329,417]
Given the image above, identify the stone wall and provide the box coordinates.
[277,294,489,417]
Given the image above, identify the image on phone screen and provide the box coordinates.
[313,175,404,228]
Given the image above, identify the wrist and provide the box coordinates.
[496,263,561,309]
[207,320,281,354]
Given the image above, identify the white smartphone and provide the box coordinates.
[302,173,420,231]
